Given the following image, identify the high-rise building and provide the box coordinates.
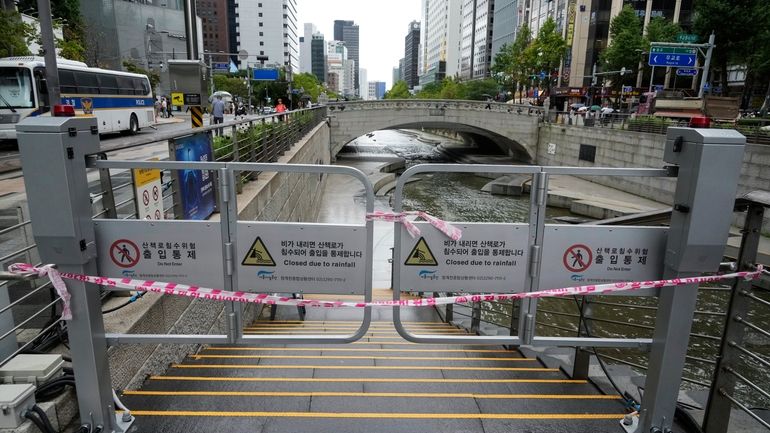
[333,20,360,95]
[229,0,299,72]
[360,68,368,99]
[419,0,462,85]
[197,0,229,57]
[300,23,317,74]
[310,32,326,83]
[392,67,401,86]
[368,81,386,99]
[404,21,421,89]
[491,0,519,62]
[459,0,495,80]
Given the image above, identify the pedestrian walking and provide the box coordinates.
[212,95,226,136]
[166,96,174,118]
[275,98,287,121]
[160,98,167,118]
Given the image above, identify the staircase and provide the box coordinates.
[120,308,627,433]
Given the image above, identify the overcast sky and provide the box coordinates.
[297,0,421,89]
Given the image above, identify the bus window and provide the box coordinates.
[75,71,99,94]
[132,78,148,95]
[98,74,118,95]
[33,68,49,110]
[0,67,34,108]
[59,70,77,94]
[116,76,134,95]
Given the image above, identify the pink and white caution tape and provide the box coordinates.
[8,264,72,320]
[366,211,462,241]
[7,263,763,316]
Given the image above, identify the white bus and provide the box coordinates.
[0,57,154,140]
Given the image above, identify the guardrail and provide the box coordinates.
[326,99,545,116]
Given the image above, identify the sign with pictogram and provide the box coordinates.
[404,238,437,266]
[110,239,140,268]
[398,223,529,293]
[563,244,592,272]
[236,222,366,294]
[540,225,667,294]
[241,237,276,266]
[95,220,224,288]
[171,92,184,107]
[133,161,164,221]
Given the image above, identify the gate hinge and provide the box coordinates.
[220,172,230,203]
[528,245,541,278]
[536,179,547,206]
[224,242,234,276]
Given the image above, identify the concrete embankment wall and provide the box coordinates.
[108,122,331,390]
[535,124,770,232]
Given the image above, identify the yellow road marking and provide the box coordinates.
[124,390,620,400]
[149,376,587,384]
[203,347,512,354]
[122,410,623,420]
[192,355,534,362]
[172,364,557,372]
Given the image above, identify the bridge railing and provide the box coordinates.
[326,99,545,116]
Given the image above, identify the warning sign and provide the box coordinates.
[563,244,592,272]
[540,225,667,294]
[398,222,530,293]
[236,222,366,294]
[404,237,437,266]
[133,161,164,221]
[241,237,276,266]
[95,220,225,288]
[110,239,140,268]
[171,92,184,106]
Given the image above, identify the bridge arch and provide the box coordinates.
[327,100,543,163]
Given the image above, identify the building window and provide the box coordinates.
[259,22,263,27]
[259,32,263,36]
[260,41,264,46]
[260,50,264,55]
[258,12,262,17]
[258,2,262,6]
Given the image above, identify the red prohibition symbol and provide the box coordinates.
[563,244,592,273]
[142,190,150,206]
[154,209,162,219]
[110,239,140,268]
[152,185,159,201]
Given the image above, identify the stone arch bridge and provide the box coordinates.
[326,100,544,162]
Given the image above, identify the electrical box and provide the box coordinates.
[662,127,745,273]
[167,60,209,105]
[0,384,36,428]
[0,354,64,386]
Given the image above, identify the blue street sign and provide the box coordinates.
[539,71,546,80]
[648,47,697,67]
[676,68,698,77]
[622,85,633,93]
[703,83,711,91]
[252,69,279,81]
[654,84,664,92]
[212,62,228,74]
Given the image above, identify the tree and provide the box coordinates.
[0,9,35,57]
[384,80,411,99]
[600,5,645,89]
[492,24,532,103]
[528,18,567,100]
[463,78,499,100]
[18,0,86,62]
[291,72,334,103]
[439,77,465,99]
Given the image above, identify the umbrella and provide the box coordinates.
[209,91,233,102]
[590,105,601,111]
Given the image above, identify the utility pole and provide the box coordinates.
[698,32,715,98]
[36,0,60,107]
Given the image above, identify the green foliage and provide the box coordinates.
[213,75,249,99]
[645,17,681,45]
[122,60,160,91]
[384,80,411,99]
[463,78,500,100]
[600,5,644,87]
[0,10,35,57]
[291,72,335,102]
[527,18,567,88]
[19,0,86,62]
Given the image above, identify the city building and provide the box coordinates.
[491,0,519,62]
[310,32,326,83]
[299,23,317,74]
[197,0,229,60]
[392,66,401,86]
[334,20,360,95]
[229,0,299,73]
[419,0,462,84]
[368,80,386,99]
[459,0,494,80]
[360,68,368,99]
[403,21,421,89]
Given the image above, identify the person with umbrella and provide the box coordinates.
[212,95,225,136]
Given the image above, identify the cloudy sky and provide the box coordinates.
[297,0,422,89]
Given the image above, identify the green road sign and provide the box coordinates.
[650,46,697,55]
[676,33,698,43]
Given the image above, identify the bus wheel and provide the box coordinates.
[128,114,139,135]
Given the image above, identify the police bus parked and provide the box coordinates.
[0,56,154,140]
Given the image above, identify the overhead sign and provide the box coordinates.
[133,161,164,221]
[236,222,367,294]
[252,69,279,81]
[676,33,698,43]
[676,68,698,77]
[94,220,225,288]
[212,62,228,73]
[649,46,697,67]
[398,223,530,293]
[171,92,184,107]
[539,225,667,295]
[170,133,215,220]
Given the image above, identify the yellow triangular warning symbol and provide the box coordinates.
[241,237,276,266]
[404,237,438,266]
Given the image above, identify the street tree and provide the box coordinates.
[600,4,644,89]
[527,18,566,100]
[464,78,500,100]
[292,72,329,103]
[491,24,532,103]
[18,0,86,62]
[384,80,411,99]
[0,9,35,57]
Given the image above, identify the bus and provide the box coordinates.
[0,56,154,140]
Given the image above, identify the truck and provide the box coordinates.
[636,91,739,123]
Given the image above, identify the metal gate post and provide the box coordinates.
[638,128,745,433]
[17,117,127,432]
[702,199,765,433]
[518,171,548,345]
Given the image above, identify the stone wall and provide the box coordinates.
[108,121,332,390]
[536,124,770,232]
